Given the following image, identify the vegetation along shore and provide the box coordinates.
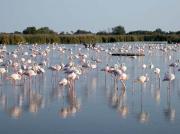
[0,25,180,44]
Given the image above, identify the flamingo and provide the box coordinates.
[120,64,127,72]
[118,73,128,89]
[134,74,149,93]
[154,68,161,87]
[101,64,110,85]
[24,69,37,88]
[0,58,3,64]
[137,78,149,124]
[149,63,154,69]
[90,63,97,69]
[67,72,78,80]
[0,67,6,81]
[8,73,22,87]
[163,72,175,89]
[101,64,110,72]
[163,72,175,81]
[67,72,79,89]
[142,64,147,70]
[135,74,149,84]
[59,78,69,87]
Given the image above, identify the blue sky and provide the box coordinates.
[0,0,180,33]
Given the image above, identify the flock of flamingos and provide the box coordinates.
[0,42,179,122]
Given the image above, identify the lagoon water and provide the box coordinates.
[0,43,180,134]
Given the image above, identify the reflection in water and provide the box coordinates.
[133,72,150,123]
[0,43,179,131]
[28,90,43,113]
[164,87,176,122]
[138,87,149,124]
[59,78,81,119]
[9,106,23,119]
[117,88,128,119]
[154,87,161,104]
[0,93,7,109]
[108,75,128,118]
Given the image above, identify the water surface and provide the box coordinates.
[0,43,180,134]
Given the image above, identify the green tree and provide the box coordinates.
[37,27,56,34]
[176,31,180,34]
[14,31,21,34]
[74,29,92,35]
[112,25,126,35]
[96,31,109,35]
[128,30,153,35]
[154,28,166,34]
[23,27,37,34]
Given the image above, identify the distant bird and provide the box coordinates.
[0,59,4,64]
[67,72,78,81]
[59,78,69,87]
[101,64,110,72]
[120,64,127,72]
[23,69,37,87]
[24,69,37,78]
[169,62,178,67]
[49,64,62,72]
[154,68,161,87]
[163,72,175,89]
[0,67,6,80]
[163,72,175,81]
[118,73,128,89]
[142,64,147,69]
[8,73,22,86]
[154,68,160,77]
[135,74,149,84]
[90,63,97,69]
[149,63,154,69]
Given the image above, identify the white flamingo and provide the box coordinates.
[154,67,161,87]
[8,73,22,86]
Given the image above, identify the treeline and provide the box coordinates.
[0,26,180,44]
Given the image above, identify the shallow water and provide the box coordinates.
[0,43,180,134]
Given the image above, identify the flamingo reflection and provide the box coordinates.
[58,74,80,119]
[138,86,149,123]
[163,81,176,122]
